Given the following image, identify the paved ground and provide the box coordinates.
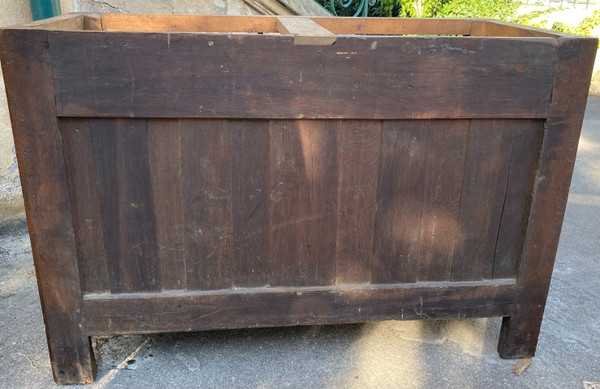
[1,98,599,389]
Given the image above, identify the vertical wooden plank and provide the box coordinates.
[147,120,186,290]
[90,120,121,290]
[230,120,270,287]
[91,119,160,293]
[451,120,512,281]
[0,29,95,384]
[180,119,233,290]
[335,120,382,284]
[60,118,110,293]
[493,120,544,279]
[117,120,160,292]
[268,120,339,287]
[372,121,427,284]
[417,121,470,281]
[498,37,597,358]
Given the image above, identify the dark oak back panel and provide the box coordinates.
[59,118,543,294]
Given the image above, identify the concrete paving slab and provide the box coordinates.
[1,98,599,389]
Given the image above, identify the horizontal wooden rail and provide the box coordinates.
[471,19,572,38]
[49,32,557,119]
[83,279,517,335]
[99,14,473,35]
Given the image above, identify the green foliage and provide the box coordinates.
[317,0,520,19]
[317,0,600,44]
[509,7,556,26]
[435,0,520,19]
[550,9,600,36]
[421,0,453,17]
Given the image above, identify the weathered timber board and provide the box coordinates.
[60,118,542,293]
[0,28,96,384]
[48,32,557,119]
[82,280,518,335]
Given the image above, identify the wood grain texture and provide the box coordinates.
[372,121,428,283]
[83,279,517,335]
[48,31,557,119]
[416,121,469,281]
[180,119,233,290]
[147,120,186,290]
[277,17,336,45]
[493,121,544,279]
[60,119,110,293]
[90,119,160,293]
[0,29,96,384]
[98,14,471,35]
[335,121,381,284]
[100,14,280,33]
[451,120,512,281]
[268,120,339,286]
[230,120,270,287]
[471,19,567,38]
[313,16,471,35]
[498,37,597,358]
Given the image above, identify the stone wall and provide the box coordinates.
[63,0,258,16]
[0,0,33,233]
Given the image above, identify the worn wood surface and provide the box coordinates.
[2,15,597,383]
[451,120,511,281]
[416,121,469,281]
[0,29,95,384]
[90,119,161,293]
[98,14,471,35]
[372,121,428,284]
[472,19,568,38]
[492,121,544,279]
[49,31,557,119]
[83,280,518,335]
[100,14,280,33]
[60,118,544,293]
[314,16,471,35]
[147,120,187,290]
[268,120,339,286]
[60,119,110,293]
[335,121,381,284]
[230,121,270,287]
[277,17,336,45]
[498,36,598,359]
[180,120,234,290]
[99,15,508,37]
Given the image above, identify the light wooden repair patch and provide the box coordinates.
[277,17,336,45]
